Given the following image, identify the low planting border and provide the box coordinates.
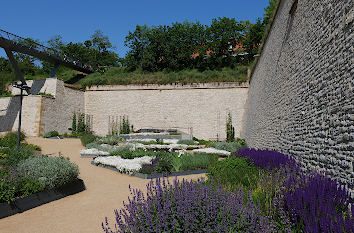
[91,161,207,179]
[80,154,98,158]
[0,179,86,219]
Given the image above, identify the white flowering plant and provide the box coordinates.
[93,156,154,174]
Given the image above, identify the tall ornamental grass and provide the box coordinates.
[208,157,260,193]
[102,178,276,233]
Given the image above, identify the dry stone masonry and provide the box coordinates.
[242,0,354,191]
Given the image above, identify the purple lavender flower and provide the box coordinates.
[234,148,297,170]
[282,172,354,233]
[102,178,277,232]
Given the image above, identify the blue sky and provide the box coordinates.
[0,0,269,58]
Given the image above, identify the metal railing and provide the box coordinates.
[0,29,93,72]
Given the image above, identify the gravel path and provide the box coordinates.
[0,137,206,233]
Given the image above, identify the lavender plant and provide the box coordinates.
[235,148,296,170]
[282,172,354,233]
[102,178,277,233]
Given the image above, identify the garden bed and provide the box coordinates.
[0,178,85,219]
[91,161,207,179]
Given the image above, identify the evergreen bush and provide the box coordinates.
[226,112,235,142]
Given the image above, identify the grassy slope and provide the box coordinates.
[77,66,248,87]
[1,66,248,93]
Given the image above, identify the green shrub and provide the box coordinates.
[226,112,235,142]
[96,136,125,145]
[171,156,183,171]
[0,180,15,203]
[61,132,81,138]
[177,139,197,145]
[80,134,96,146]
[192,137,213,147]
[3,146,36,166]
[77,113,89,133]
[0,168,44,203]
[207,157,259,193]
[0,91,13,98]
[169,132,181,135]
[155,158,173,173]
[210,141,246,153]
[139,163,155,174]
[23,143,41,151]
[86,142,127,153]
[235,138,247,146]
[0,131,26,147]
[110,149,174,160]
[119,115,131,134]
[180,153,219,171]
[18,178,44,196]
[0,152,7,165]
[72,112,77,133]
[17,155,79,189]
[43,131,59,138]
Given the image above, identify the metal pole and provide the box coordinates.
[17,87,23,150]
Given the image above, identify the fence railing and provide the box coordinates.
[0,29,93,72]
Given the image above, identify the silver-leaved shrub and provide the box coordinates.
[17,155,79,189]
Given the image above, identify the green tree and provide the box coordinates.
[206,17,245,69]
[263,0,278,26]
[124,25,150,70]
[0,58,12,72]
[242,19,265,62]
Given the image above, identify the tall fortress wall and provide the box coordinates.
[242,0,354,190]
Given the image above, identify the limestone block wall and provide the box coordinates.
[242,0,354,190]
[40,80,84,135]
[0,78,84,136]
[85,83,248,140]
[0,96,42,136]
[9,78,58,96]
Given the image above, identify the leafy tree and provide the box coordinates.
[124,25,150,70]
[0,58,12,72]
[242,19,264,62]
[206,17,245,69]
[42,31,120,75]
[263,0,278,26]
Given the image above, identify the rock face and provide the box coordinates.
[242,0,354,192]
